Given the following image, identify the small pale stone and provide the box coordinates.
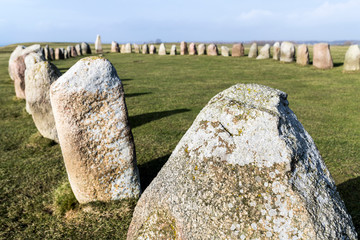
[158,43,166,55]
[120,44,125,53]
[313,43,333,69]
[180,41,188,55]
[273,42,280,60]
[256,44,270,59]
[50,48,55,61]
[44,45,50,60]
[343,45,360,71]
[188,43,197,55]
[280,42,295,62]
[81,42,91,54]
[221,46,229,57]
[111,41,120,53]
[133,44,140,53]
[207,44,218,56]
[55,48,64,60]
[124,43,132,53]
[197,44,206,55]
[232,43,244,57]
[95,34,103,53]
[170,45,177,55]
[70,46,77,57]
[142,44,149,54]
[296,44,309,66]
[75,44,82,56]
[63,49,68,59]
[248,43,258,58]
[149,45,156,54]
[66,46,72,57]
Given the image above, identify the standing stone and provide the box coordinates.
[232,43,244,57]
[55,48,64,60]
[197,44,206,55]
[127,83,358,240]
[50,48,55,60]
[149,45,156,54]
[95,34,103,53]
[158,43,166,55]
[67,46,72,57]
[50,57,141,203]
[256,44,271,59]
[313,43,333,69]
[296,44,309,66]
[142,44,149,54]
[280,42,295,62]
[25,61,61,142]
[180,41,188,55]
[70,46,78,57]
[221,46,229,57]
[8,45,26,80]
[63,49,69,59]
[120,45,125,53]
[44,45,51,60]
[111,41,120,53]
[344,45,360,71]
[188,43,197,55]
[170,45,177,55]
[133,44,140,53]
[124,43,132,53]
[81,42,91,54]
[75,44,82,56]
[248,42,258,58]
[207,44,218,56]
[273,42,280,60]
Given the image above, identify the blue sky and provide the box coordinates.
[0,0,359,45]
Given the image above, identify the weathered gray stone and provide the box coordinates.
[142,44,149,54]
[180,41,188,55]
[75,44,82,56]
[127,83,357,240]
[67,46,72,57]
[207,44,218,56]
[188,43,197,55]
[50,57,141,203]
[95,34,103,53]
[81,42,91,54]
[70,46,77,57]
[296,44,309,66]
[63,49,69,59]
[313,43,333,69]
[149,45,156,54]
[25,61,61,142]
[158,43,166,55]
[123,43,132,53]
[8,45,26,80]
[232,43,244,57]
[55,48,64,60]
[273,42,280,60]
[44,45,51,60]
[133,44,140,54]
[280,42,295,62]
[344,45,360,71]
[221,46,229,57]
[197,44,206,55]
[256,44,271,60]
[248,42,258,58]
[111,41,120,53]
[50,48,55,61]
[170,45,177,55]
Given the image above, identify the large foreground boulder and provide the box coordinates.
[95,34,103,53]
[50,57,141,203]
[207,44,218,56]
[256,44,270,59]
[248,42,258,58]
[127,84,357,240]
[232,43,244,57]
[25,61,61,142]
[344,44,360,72]
[158,43,166,55]
[313,43,333,69]
[296,44,309,65]
[273,42,280,60]
[280,41,295,62]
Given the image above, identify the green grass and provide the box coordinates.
[0,42,359,239]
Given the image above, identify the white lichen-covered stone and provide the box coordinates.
[280,42,295,62]
[197,44,206,55]
[248,42,258,58]
[149,45,156,54]
[158,43,166,55]
[25,61,61,142]
[170,45,177,55]
[133,44,140,53]
[124,43,132,53]
[256,44,270,59]
[142,44,149,54]
[273,42,280,60]
[95,34,103,53]
[127,84,357,240]
[297,44,309,66]
[344,45,360,71]
[221,46,229,57]
[50,57,141,203]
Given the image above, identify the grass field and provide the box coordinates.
[0,42,359,239]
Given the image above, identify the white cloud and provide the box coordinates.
[237,9,273,21]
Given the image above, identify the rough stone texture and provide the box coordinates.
[120,45,125,53]
[296,44,309,66]
[158,43,166,55]
[133,44,140,53]
[50,57,141,203]
[50,48,55,61]
[81,42,92,54]
[313,43,333,69]
[207,44,218,56]
[256,44,271,60]
[75,44,82,56]
[63,49,69,59]
[180,41,188,55]
[127,83,357,240]
[248,43,258,58]
[44,45,51,60]
[55,48,64,60]
[124,43,132,53]
[197,44,206,55]
[344,44,360,71]
[8,45,26,80]
[95,34,103,53]
[25,61,61,142]
[170,45,177,55]
[280,42,295,62]
[67,46,72,57]
[188,43,197,55]
[221,46,229,57]
[273,42,280,60]
[70,46,78,57]
[142,44,149,54]
[111,41,120,53]
[232,43,244,57]
[149,45,156,54]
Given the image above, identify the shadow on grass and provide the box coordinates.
[125,92,151,98]
[138,154,170,191]
[333,62,344,67]
[129,108,190,128]
[338,176,360,234]
[121,78,133,81]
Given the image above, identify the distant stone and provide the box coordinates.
[207,44,218,56]
[25,61,61,142]
[66,46,72,57]
[256,44,270,60]
[127,83,358,240]
[75,44,82,55]
[313,43,333,69]
[248,43,258,58]
[142,44,149,54]
[120,44,125,53]
[133,44,140,53]
[50,57,141,203]
[111,41,120,53]
[81,42,91,54]
[70,46,78,57]
[280,42,295,62]
[95,34,103,53]
[344,45,360,72]
[44,45,51,60]
[273,42,280,60]
[296,44,309,66]
[123,43,132,53]
[221,46,229,57]
[180,41,188,55]
[149,45,156,54]
[55,48,64,60]
[63,49,68,59]
[8,45,26,80]
[158,43,166,55]
[189,43,197,55]
[197,44,206,55]
[50,48,55,61]
[232,43,244,57]
[170,45,177,55]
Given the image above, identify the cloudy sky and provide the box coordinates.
[0,0,359,45]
